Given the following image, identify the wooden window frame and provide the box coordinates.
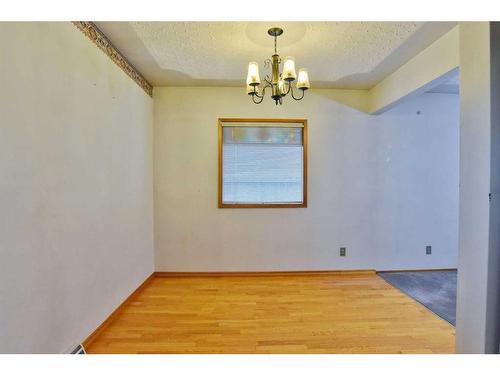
[218,118,308,208]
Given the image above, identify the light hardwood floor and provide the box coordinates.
[85,273,455,354]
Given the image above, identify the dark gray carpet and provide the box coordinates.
[378,271,457,326]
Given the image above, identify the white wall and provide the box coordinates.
[456,21,500,354]
[154,87,459,272]
[0,23,154,353]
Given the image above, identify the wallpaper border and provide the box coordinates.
[72,21,153,97]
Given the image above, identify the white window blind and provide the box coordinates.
[221,125,304,205]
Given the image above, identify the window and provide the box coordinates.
[218,118,307,208]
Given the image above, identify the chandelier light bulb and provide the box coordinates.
[278,78,286,95]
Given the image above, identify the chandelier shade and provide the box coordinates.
[297,68,310,89]
[246,27,310,105]
[246,62,261,86]
[282,57,297,81]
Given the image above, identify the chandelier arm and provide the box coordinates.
[285,81,292,95]
[261,83,272,96]
[251,83,271,102]
[252,93,265,104]
[290,85,306,101]
[252,85,264,99]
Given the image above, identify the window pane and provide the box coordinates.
[223,126,302,145]
[222,126,304,205]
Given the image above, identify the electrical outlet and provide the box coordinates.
[426,245,432,255]
[340,247,346,257]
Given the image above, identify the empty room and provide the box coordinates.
[1,1,500,369]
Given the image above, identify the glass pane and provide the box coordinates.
[222,125,304,204]
[223,126,302,145]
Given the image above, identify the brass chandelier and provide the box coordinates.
[246,27,310,105]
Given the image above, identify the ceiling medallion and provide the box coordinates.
[246,27,310,105]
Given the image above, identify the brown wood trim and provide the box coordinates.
[218,119,223,207]
[377,268,457,273]
[82,272,155,350]
[218,203,306,208]
[155,270,376,277]
[218,118,308,208]
[72,22,153,97]
[219,118,308,124]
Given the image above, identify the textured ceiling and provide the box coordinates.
[96,21,456,89]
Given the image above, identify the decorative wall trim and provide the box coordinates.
[72,21,153,97]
